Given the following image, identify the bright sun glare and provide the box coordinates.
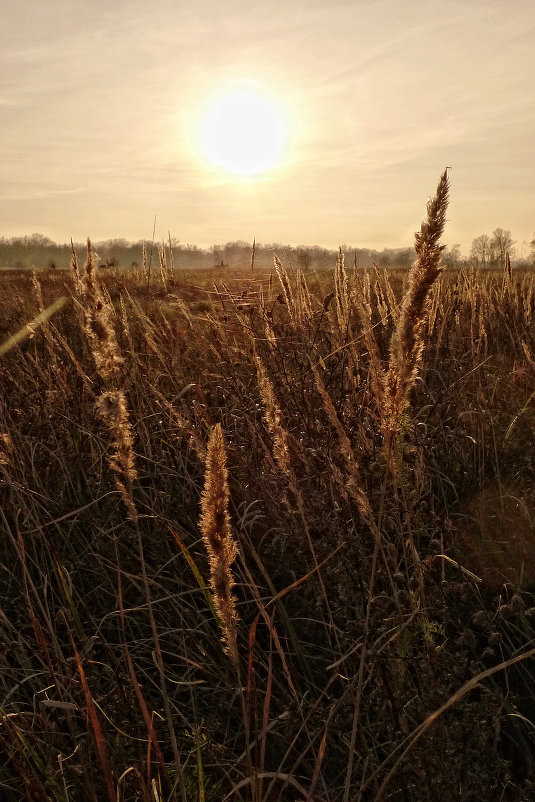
[198,90,286,177]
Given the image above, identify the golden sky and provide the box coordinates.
[1,0,534,254]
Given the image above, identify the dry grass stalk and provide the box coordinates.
[0,296,67,359]
[100,283,116,318]
[31,272,65,373]
[310,360,378,538]
[96,391,138,521]
[0,432,13,472]
[257,290,278,350]
[374,280,390,330]
[80,240,124,385]
[152,387,207,462]
[427,279,441,336]
[503,251,513,294]
[382,266,399,325]
[273,254,297,325]
[373,265,391,330]
[254,354,291,478]
[522,277,535,322]
[297,268,313,323]
[352,270,384,410]
[50,321,95,396]
[158,242,169,288]
[70,239,84,294]
[335,248,350,334]
[477,297,488,359]
[294,268,307,324]
[199,423,239,663]
[31,270,44,311]
[382,169,449,454]
[170,295,194,329]
[75,239,138,520]
[255,352,340,642]
[264,317,277,350]
[522,340,535,370]
[373,645,535,801]
[324,256,361,377]
[167,232,175,276]
[75,244,187,796]
[119,295,133,353]
[141,241,148,280]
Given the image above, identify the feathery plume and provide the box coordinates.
[199,424,239,663]
[96,391,138,522]
[254,354,291,478]
[382,169,449,452]
[81,240,124,385]
[74,239,137,520]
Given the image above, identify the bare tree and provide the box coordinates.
[470,234,491,267]
[444,243,462,267]
[296,247,311,271]
[490,228,515,266]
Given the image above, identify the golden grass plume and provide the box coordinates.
[75,239,138,520]
[382,168,449,449]
[199,423,239,663]
[254,353,292,479]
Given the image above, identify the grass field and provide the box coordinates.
[1,173,535,801]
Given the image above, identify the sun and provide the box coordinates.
[198,89,287,177]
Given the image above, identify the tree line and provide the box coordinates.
[470,228,535,268]
[1,232,533,272]
[0,234,417,273]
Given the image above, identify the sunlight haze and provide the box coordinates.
[1,0,534,253]
[197,88,288,177]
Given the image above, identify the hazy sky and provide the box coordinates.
[1,0,534,254]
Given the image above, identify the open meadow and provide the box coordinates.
[1,174,535,801]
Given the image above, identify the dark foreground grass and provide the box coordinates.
[1,180,535,801]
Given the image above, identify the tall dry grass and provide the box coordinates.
[382,168,449,469]
[199,423,239,664]
[1,172,535,801]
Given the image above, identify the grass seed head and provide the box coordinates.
[199,423,239,663]
[383,169,450,450]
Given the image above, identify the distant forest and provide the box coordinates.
[1,232,532,273]
[0,234,421,273]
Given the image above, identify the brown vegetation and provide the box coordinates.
[1,173,535,801]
